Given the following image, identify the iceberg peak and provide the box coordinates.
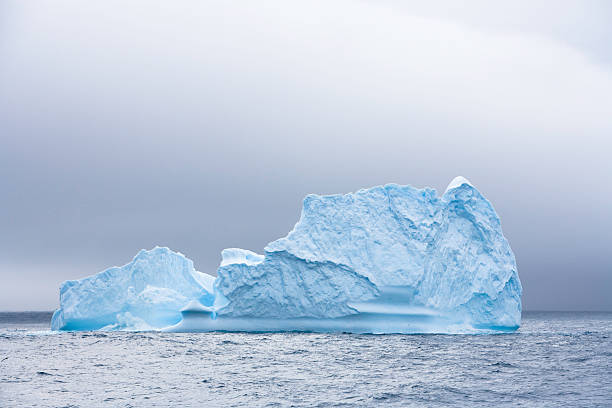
[445,176,473,193]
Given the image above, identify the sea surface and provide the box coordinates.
[0,312,610,407]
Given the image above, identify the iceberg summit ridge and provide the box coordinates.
[52,177,522,333]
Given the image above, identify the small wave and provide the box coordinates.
[82,332,109,338]
[556,390,580,396]
[2,377,32,383]
[441,386,469,396]
[371,392,402,401]
[566,356,590,363]
[286,349,309,355]
[490,361,516,368]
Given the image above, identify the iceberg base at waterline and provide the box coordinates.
[51,177,522,334]
[168,286,519,334]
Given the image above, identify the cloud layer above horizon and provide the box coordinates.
[1,0,611,311]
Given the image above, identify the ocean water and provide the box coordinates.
[0,312,610,407]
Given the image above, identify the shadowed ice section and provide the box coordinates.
[52,177,522,333]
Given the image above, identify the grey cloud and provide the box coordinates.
[0,0,610,311]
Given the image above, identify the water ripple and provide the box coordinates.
[0,312,610,407]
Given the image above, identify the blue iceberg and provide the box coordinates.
[51,247,214,331]
[52,177,522,333]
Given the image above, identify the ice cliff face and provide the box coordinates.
[52,177,522,332]
[51,247,214,330]
[217,177,521,329]
[214,249,379,318]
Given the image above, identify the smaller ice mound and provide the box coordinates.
[51,247,214,331]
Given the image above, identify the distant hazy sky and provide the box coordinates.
[1,0,611,311]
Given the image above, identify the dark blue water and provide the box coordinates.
[1,312,610,407]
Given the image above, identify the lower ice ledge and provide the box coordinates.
[164,311,518,334]
[51,285,520,334]
[164,287,519,334]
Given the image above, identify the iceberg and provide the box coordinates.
[52,177,522,333]
[51,247,214,331]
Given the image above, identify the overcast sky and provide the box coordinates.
[1,0,611,311]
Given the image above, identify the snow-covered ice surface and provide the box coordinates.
[52,177,522,333]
